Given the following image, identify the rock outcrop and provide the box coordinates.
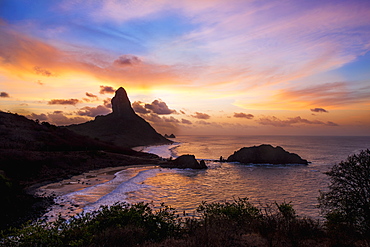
[227,144,308,165]
[164,134,176,138]
[67,87,171,148]
[162,155,207,169]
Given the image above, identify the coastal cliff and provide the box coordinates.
[67,87,171,148]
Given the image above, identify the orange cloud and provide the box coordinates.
[238,82,370,111]
[0,24,189,93]
[274,83,370,109]
[257,116,339,127]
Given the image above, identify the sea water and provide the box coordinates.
[43,135,370,220]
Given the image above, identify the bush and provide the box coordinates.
[319,149,370,237]
[1,202,182,246]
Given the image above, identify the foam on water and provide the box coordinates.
[83,169,160,212]
[42,167,161,220]
[140,143,180,158]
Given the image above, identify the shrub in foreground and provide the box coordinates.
[1,202,181,247]
[0,197,368,246]
[319,149,370,240]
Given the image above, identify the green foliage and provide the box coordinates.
[1,198,367,246]
[319,149,370,236]
[1,202,182,246]
[197,197,262,221]
[258,201,323,247]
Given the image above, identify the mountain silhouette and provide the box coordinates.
[67,87,171,148]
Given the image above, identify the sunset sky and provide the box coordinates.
[0,0,369,136]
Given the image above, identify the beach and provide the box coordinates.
[34,164,157,221]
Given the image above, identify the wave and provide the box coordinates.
[82,168,161,212]
[141,142,181,159]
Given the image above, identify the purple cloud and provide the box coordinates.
[258,116,339,127]
[234,112,254,119]
[191,112,211,120]
[145,100,176,115]
[27,113,48,121]
[181,118,192,125]
[0,92,10,97]
[103,98,112,108]
[34,66,55,77]
[310,108,328,113]
[48,99,80,105]
[114,55,142,66]
[86,92,98,99]
[99,85,115,94]
[132,101,151,114]
[77,105,111,117]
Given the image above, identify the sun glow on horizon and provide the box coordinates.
[0,0,369,136]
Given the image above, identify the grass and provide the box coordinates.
[1,198,369,247]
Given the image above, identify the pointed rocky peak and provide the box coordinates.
[111,87,135,117]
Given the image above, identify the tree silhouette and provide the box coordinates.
[319,149,370,235]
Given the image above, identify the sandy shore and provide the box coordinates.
[33,164,158,221]
[34,164,156,198]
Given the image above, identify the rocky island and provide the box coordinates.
[227,144,308,165]
[161,155,207,169]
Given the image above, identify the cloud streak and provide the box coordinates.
[34,66,55,77]
[234,112,254,119]
[311,108,328,113]
[191,112,211,120]
[258,116,339,127]
[48,99,80,105]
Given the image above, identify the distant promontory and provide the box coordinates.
[67,87,171,148]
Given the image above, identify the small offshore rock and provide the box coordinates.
[163,155,207,169]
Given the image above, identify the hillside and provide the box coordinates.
[0,110,167,229]
[67,87,172,148]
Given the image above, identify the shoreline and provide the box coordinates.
[34,164,159,221]
[133,142,181,159]
[34,164,158,198]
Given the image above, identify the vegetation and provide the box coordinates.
[319,149,370,242]
[0,198,362,247]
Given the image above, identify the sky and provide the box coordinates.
[0,0,369,136]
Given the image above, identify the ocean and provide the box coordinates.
[41,135,370,220]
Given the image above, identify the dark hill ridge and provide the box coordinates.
[0,110,168,229]
[0,110,163,185]
[0,111,129,152]
[67,87,171,148]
